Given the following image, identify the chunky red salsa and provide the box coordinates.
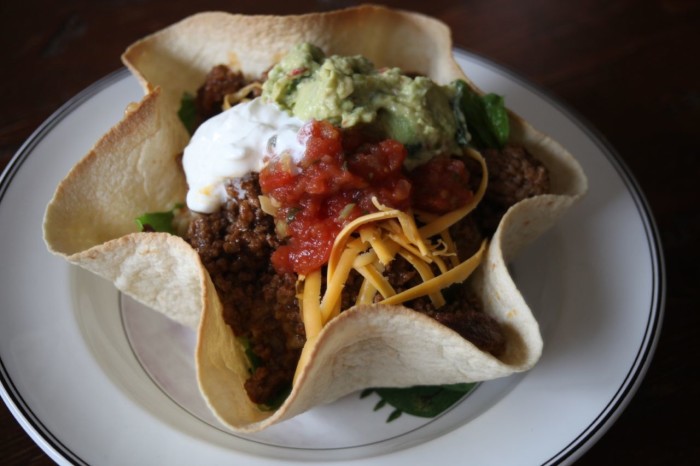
[259,120,473,275]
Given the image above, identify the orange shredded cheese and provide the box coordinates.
[292,147,489,363]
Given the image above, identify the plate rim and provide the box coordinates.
[453,48,666,463]
[0,50,666,465]
[0,67,129,466]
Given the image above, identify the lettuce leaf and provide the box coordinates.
[135,204,183,234]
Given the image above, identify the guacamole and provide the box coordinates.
[262,43,464,169]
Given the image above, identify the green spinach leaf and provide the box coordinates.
[178,92,197,135]
[453,79,509,149]
[361,383,476,422]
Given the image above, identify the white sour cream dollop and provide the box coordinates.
[182,97,306,213]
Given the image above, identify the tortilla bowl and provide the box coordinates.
[43,5,587,432]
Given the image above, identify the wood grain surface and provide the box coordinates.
[2,0,698,464]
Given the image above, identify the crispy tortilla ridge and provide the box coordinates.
[68,232,204,329]
[198,303,541,432]
[43,87,189,256]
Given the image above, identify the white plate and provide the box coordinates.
[0,50,664,465]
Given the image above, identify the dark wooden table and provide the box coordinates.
[2,0,698,464]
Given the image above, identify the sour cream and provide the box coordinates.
[182,97,306,213]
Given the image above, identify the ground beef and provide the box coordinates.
[378,250,507,358]
[194,65,262,127]
[419,287,506,357]
[475,145,550,234]
[337,214,504,358]
[449,215,484,261]
[483,146,550,206]
[186,173,305,405]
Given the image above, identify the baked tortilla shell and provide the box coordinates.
[43,5,587,432]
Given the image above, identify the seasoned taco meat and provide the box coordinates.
[194,65,262,127]
[475,146,550,234]
[378,231,506,357]
[338,271,507,360]
[187,174,305,405]
[483,146,549,207]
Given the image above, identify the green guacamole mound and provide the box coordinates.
[261,43,464,169]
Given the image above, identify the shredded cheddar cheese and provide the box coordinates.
[379,240,487,306]
[301,270,323,339]
[222,82,264,110]
[292,148,489,370]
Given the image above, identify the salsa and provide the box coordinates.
[411,155,473,214]
[259,120,473,275]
